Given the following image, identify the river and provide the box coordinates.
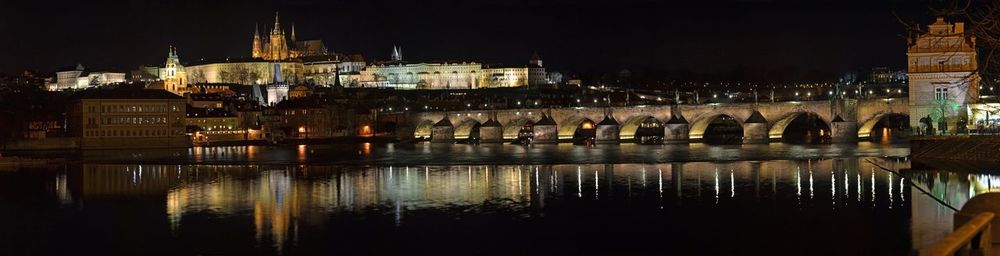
[0,142,993,255]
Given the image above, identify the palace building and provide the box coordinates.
[358,48,549,89]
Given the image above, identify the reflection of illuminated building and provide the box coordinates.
[65,159,950,254]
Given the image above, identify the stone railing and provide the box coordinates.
[920,212,994,256]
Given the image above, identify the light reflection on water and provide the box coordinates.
[10,157,1000,255]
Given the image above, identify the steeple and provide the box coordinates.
[291,23,296,42]
[271,12,281,35]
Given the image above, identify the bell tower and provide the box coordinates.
[163,46,186,95]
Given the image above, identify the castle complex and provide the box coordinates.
[126,13,551,101]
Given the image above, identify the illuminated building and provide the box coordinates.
[251,13,329,61]
[185,59,303,85]
[360,61,484,89]
[161,46,187,95]
[186,107,248,143]
[358,49,549,89]
[46,64,126,91]
[906,17,979,133]
[67,89,189,149]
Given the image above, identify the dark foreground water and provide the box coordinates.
[0,143,995,255]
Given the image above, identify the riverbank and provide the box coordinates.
[0,156,66,170]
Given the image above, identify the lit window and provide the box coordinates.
[934,87,949,101]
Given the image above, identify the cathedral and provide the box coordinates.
[252,13,329,61]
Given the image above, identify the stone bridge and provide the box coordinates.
[407,98,909,144]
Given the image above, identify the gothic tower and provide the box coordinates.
[268,13,289,60]
[252,24,264,59]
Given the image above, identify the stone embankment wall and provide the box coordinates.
[911,136,1000,163]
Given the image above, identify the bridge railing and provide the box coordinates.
[920,212,995,256]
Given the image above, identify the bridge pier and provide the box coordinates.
[743,110,769,144]
[533,114,558,144]
[830,115,859,144]
[595,115,620,144]
[480,118,504,143]
[430,117,455,143]
[664,111,690,144]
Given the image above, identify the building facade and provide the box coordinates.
[357,51,549,90]
[906,17,979,133]
[161,46,188,95]
[68,89,189,149]
[47,64,126,91]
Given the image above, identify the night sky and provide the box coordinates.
[0,0,946,81]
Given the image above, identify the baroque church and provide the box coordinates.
[252,13,329,61]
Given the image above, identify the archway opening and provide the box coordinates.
[458,122,482,144]
[781,113,831,144]
[454,120,482,141]
[379,122,398,135]
[870,114,910,144]
[635,117,664,145]
[703,115,742,145]
[413,120,434,140]
[572,119,596,145]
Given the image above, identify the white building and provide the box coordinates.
[356,48,548,90]
[906,17,979,133]
[46,64,126,91]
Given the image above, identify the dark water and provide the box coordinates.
[0,143,992,255]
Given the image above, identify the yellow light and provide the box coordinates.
[298,126,306,133]
[581,122,594,129]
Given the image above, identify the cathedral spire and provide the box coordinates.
[291,23,296,42]
[272,12,281,35]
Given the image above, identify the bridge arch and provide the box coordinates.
[413,120,435,138]
[768,112,832,143]
[859,113,910,140]
[689,112,742,139]
[558,116,594,140]
[690,113,744,144]
[503,117,536,139]
[454,119,482,140]
[620,115,662,140]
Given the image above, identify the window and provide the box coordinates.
[935,87,949,101]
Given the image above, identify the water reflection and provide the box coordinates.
[12,158,1000,254]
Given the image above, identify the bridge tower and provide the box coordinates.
[906,17,979,134]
